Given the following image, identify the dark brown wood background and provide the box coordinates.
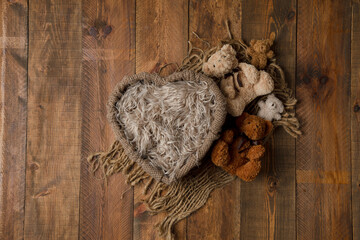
[0,0,359,239]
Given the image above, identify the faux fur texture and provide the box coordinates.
[115,80,217,182]
[220,63,274,116]
[202,44,238,78]
[257,93,284,121]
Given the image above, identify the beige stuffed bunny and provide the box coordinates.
[220,63,274,116]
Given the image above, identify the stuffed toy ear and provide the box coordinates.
[264,120,274,137]
[269,32,276,45]
[221,44,236,56]
[202,63,210,75]
[250,39,257,46]
[235,112,250,128]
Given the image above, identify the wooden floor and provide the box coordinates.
[0,0,359,239]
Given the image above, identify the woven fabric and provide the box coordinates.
[107,70,226,184]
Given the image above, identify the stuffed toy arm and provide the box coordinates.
[220,77,237,99]
[246,47,255,55]
[211,140,231,167]
[235,159,261,182]
[246,145,265,160]
[266,50,275,59]
[274,112,282,121]
[238,63,259,84]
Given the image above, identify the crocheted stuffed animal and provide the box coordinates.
[246,33,275,69]
[202,44,238,78]
[257,94,284,121]
[211,113,273,181]
[220,63,274,116]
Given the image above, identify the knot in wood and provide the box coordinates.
[103,25,112,37]
[354,104,360,112]
[89,26,99,38]
[287,11,295,20]
[267,176,278,192]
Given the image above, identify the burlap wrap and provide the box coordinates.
[107,70,226,184]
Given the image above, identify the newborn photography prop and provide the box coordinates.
[3,1,357,240]
[108,71,226,184]
[87,23,301,240]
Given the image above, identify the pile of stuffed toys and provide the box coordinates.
[202,37,284,182]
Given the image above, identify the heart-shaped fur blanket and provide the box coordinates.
[107,71,226,184]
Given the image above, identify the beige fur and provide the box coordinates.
[246,33,276,69]
[202,44,238,78]
[257,93,284,121]
[220,63,274,116]
[115,80,218,182]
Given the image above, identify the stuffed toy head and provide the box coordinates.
[220,63,274,116]
[211,113,273,182]
[253,71,274,96]
[250,38,273,54]
[202,44,238,78]
[236,112,273,140]
[246,33,275,69]
[257,94,284,121]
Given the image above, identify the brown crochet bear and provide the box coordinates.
[246,33,275,69]
[211,113,273,181]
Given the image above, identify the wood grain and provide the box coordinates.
[0,0,358,239]
[296,0,352,239]
[187,1,242,239]
[189,0,242,47]
[0,0,28,239]
[240,0,297,239]
[351,2,360,240]
[79,0,135,239]
[134,0,188,239]
[24,0,82,239]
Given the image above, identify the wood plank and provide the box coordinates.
[24,1,82,239]
[296,0,352,239]
[0,0,28,239]
[240,0,297,239]
[189,0,242,47]
[186,1,242,239]
[351,2,360,240]
[134,0,188,239]
[79,0,135,239]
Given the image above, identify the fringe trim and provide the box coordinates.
[145,160,234,239]
[87,142,234,240]
[87,141,150,186]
